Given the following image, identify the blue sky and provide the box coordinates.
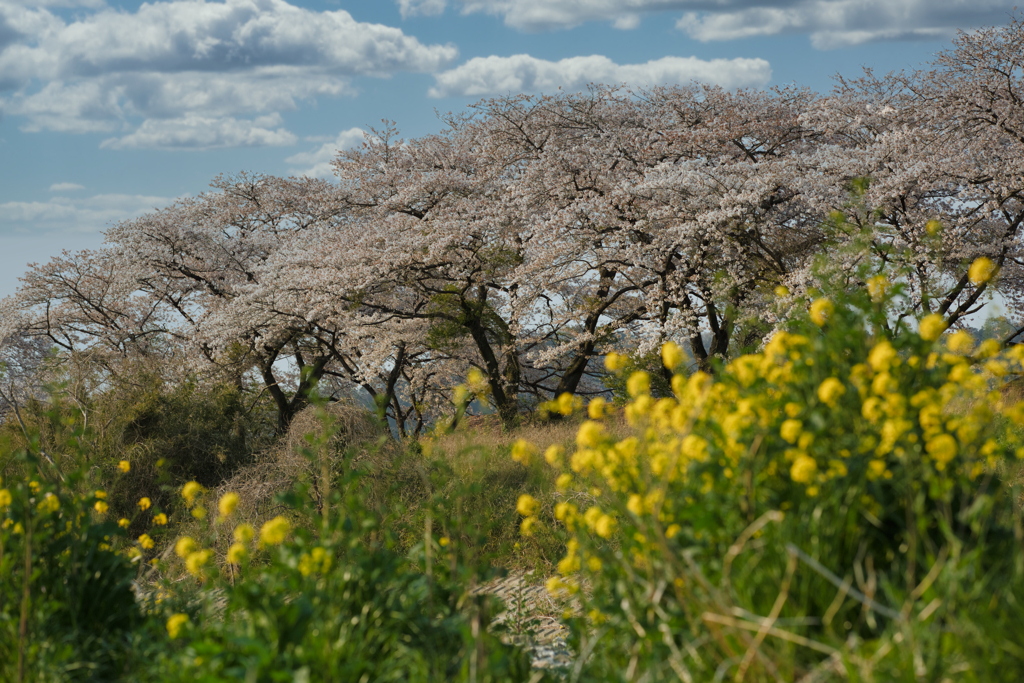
[1,0,1019,296]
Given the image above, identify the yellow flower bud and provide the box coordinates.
[516,494,539,517]
[511,439,537,466]
[233,523,255,544]
[968,257,996,285]
[181,481,203,507]
[218,492,240,518]
[946,330,974,355]
[175,536,197,558]
[259,516,290,547]
[780,419,803,444]
[661,341,684,371]
[227,543,247,565]
[809,299,834,326]
[544,444,565,466]
[919,314,947,342]
[604,352,627,372]
[817,377,846,407]
[166,613,189,639]
[626,371,650,397]
[790,455,818,484]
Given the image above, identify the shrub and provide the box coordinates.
[532,291,1024,681]
[0,430,141,682]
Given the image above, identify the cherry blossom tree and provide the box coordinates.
[4,16,1023,432]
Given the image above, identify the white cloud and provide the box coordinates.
[285,128,367,178]
[428,54,771,97]
[48,182,84,192]
[100,113,298,150]
[398,0,448,18]
[0,193,175,234]
[0,0,458,146]
[675,1,993,48]
[436,0,1016,43]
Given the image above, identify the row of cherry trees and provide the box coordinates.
[3,19,1023,435]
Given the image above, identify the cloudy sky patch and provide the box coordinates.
[0,0,1018,296]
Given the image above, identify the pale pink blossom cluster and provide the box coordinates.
[3,19,1023,431]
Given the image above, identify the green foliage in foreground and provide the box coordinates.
[0,406,538,682]
[525,284,1024,681]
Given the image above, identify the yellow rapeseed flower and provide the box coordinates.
[118,518,130,528]
[626,371,650,397]
[36,493,60,514]
[576,420,606,448]
[968,257,996,285]
[587,397,607,420]
[511,439,537,466]
[191,506,207,520]
[466,367,489,394]
[774,285,790,297]
[116,460,130,474]
[919,314,947,342]
[627,494,643,516]
[218,492,240,518]
[228,540,247,565]
[233,523,255,544]
[661,341,684,371]
[926,219,942,236]
[520,517,537,536]
[555,473,572,490]
[138,497,151,511]
[544,444,564,466]
[926,434,958,470]
[452,385,470,406]
[516,494,539,517]
[817,377,846,407]
[175,536,197,558]
[868,341,897,372]
[809,299,834,326]
[790,455,818,484]
[166,613,189,639]
[94,500,108,514]
[0,489,10,510]
[867,459,887,480]
[259,516,290,546]
[138,534,155,550]
[594,514,615,539]
[185,550,211,578]
[95,490,107,500]
[866,275,890,302]
[181,481,203,507]
[604,352,627,372]
[946,330,974,355]
[555,392,576,415]
[153,513,168,525]
[976,338,1001,359]
[780,419,803,444]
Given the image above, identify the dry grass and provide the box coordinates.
[156,402,390,580]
